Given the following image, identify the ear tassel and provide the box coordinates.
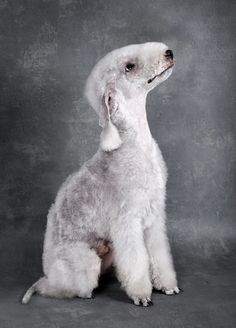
[100,113,122,152]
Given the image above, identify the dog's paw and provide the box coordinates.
[126,276,152,306]
[152,275,181,296]
[161,286,181,295]
[132,295,153,307]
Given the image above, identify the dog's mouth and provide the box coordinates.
[147,63,175,84]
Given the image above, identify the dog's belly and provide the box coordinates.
[91,238,114,273]
[92,238,111,257]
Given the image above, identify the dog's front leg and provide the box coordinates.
[111,215,153,306]
[145,213,180,295]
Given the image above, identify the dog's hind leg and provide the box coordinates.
[47,242,102,298]
[22,242,101,303]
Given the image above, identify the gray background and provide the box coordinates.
[0,0,235,327]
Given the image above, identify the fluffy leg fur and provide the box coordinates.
[111,215,152,306]
[145,216,179,295]
[22,242,101,303]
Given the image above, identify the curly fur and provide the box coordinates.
[22,42,179,306]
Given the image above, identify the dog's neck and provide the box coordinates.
[122,94,153,151]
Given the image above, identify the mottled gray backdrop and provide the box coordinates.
[0,1,235,327]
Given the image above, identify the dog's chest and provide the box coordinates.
[111,141,166,224]
[112,140,166,190]
[128,141,166,191]
[133,142,167,228]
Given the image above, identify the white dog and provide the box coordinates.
[22,42,180,307]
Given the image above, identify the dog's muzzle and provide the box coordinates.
[147,49,174,84]
[147,63,174,84]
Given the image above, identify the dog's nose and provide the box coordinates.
[165,49,174,60]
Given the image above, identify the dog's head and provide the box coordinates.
[85,42,174,127]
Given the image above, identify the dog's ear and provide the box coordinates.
[99,86,119,127]
[104,87,118,116]
[100,85,122,152]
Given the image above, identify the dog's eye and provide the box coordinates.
[125,63,135,72]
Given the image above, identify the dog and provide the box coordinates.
[22,42,180,307]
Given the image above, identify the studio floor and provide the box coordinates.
[0,256,235,328]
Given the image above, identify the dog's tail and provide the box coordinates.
[22,278,42,304]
